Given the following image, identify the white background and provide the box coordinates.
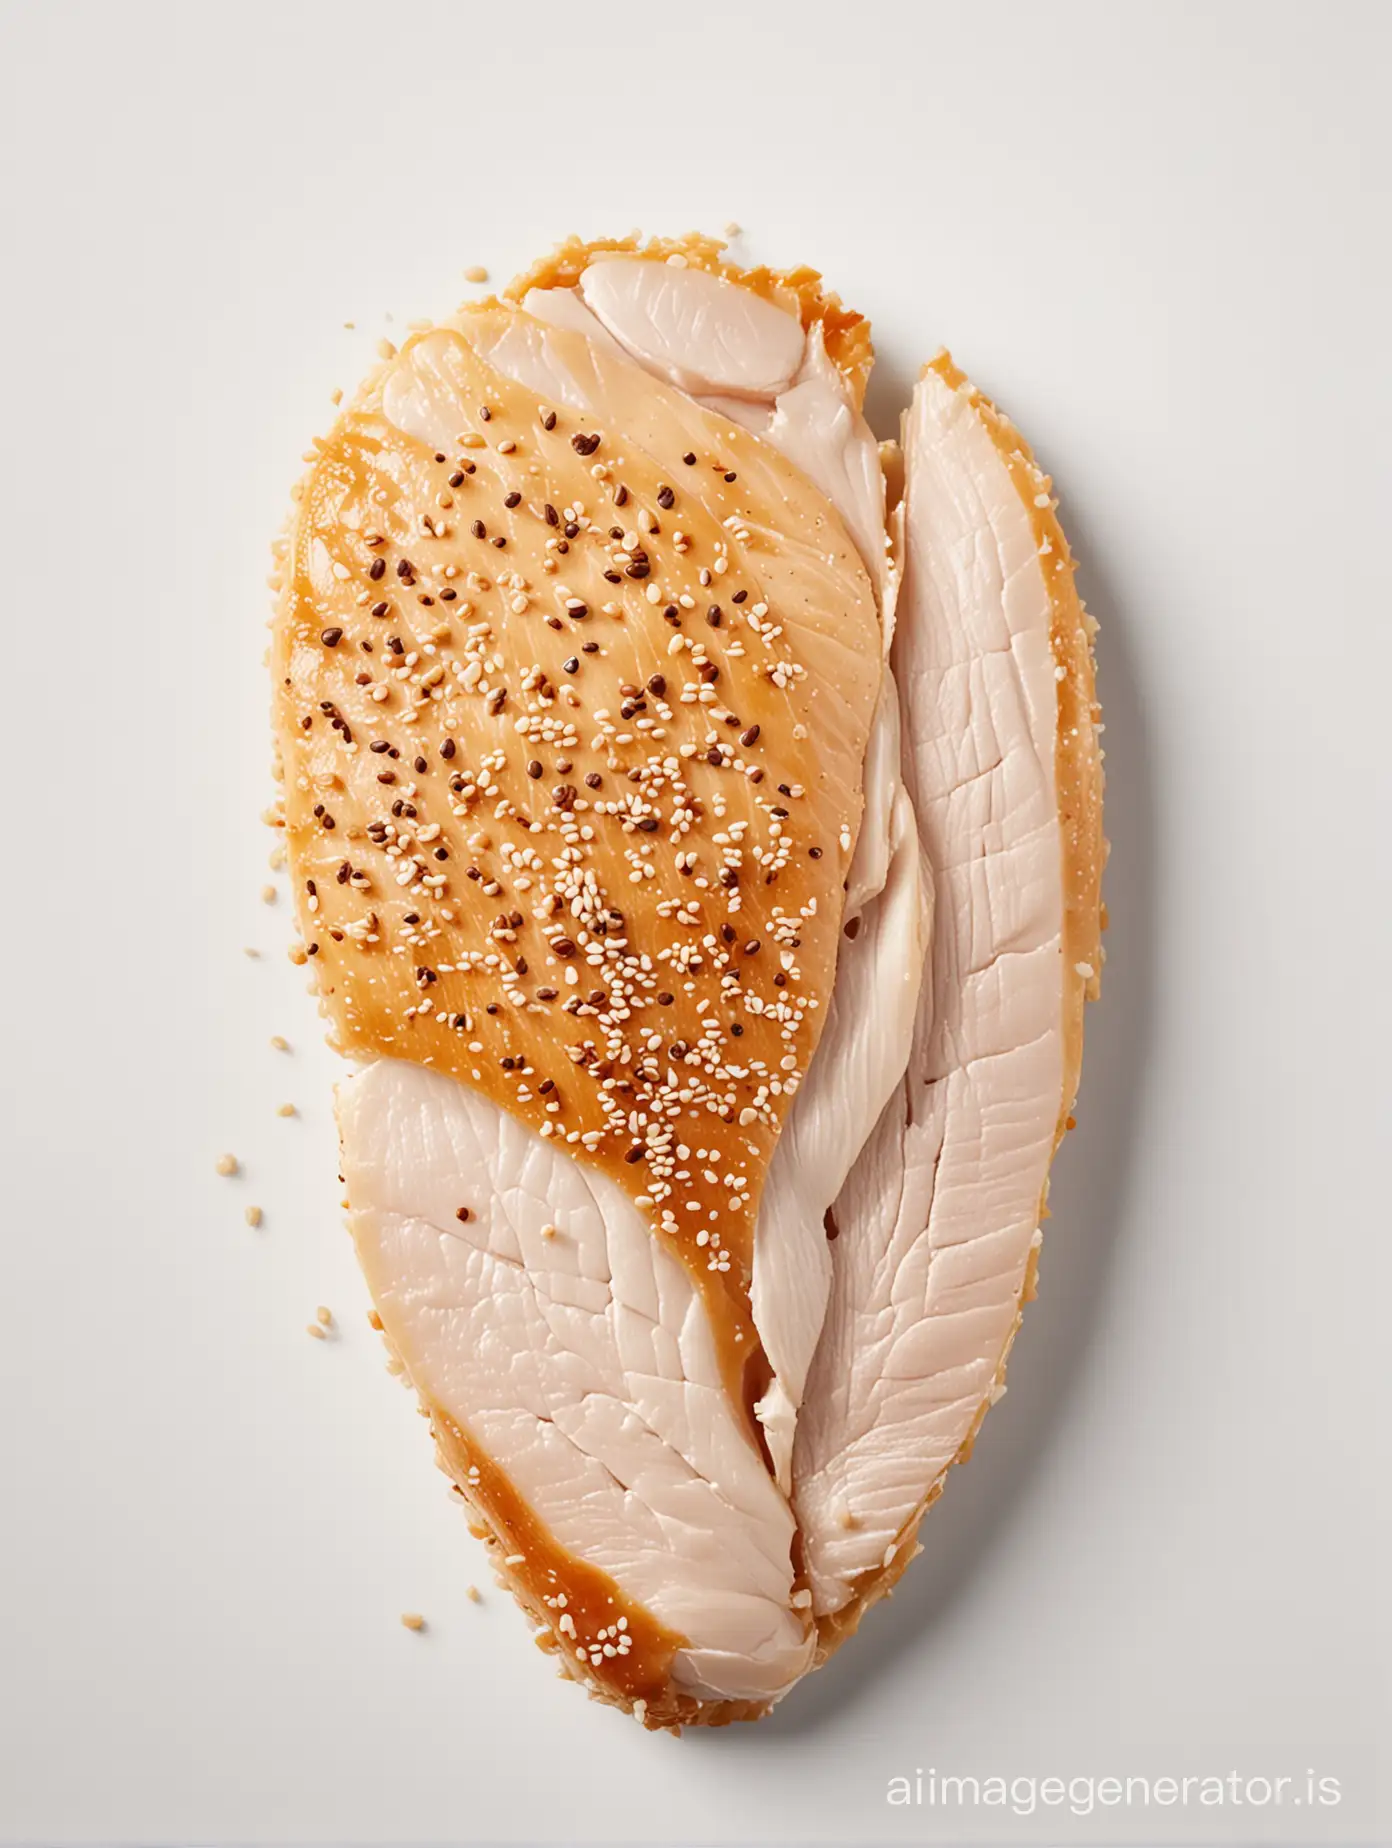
[0,1,1386,1842]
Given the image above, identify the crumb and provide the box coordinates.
[465,1585,481,1603]
[276,1102,297,1118]
[367,1309,384,1330]
[540,1223,557,1241]
[306,1323,327,1340]
[268,846,286,872]
[330,387,342,405]
[245,1205,263,1229]
[724,221,742,237]
[400,1612,425,1631]
[463,265,489,283]
[270,1035,290,1052]
[243,947,260,959]
[215,1153,239,1177]
[260,885,277,904]
[343,321,356,330]
[376,337,397,359]
[316,1306,333,1328]
[288,945,307,966]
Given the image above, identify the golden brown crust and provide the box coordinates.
[812,354,1106,1663]
[505,231,874,408]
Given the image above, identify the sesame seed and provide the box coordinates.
[400,1611,426,1630]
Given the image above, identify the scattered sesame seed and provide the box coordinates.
[276,1102,297,1118]
[270,1035,290,1051]
[244,1205,263,1228]
[463,266,489,283]
[400,1611,426,1630]
[316,1306,334,1328]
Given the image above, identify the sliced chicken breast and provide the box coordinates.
[273,240,897,1724]
[793,354,1104,1636]
[271,231,1102,1727]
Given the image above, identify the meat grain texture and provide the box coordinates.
[269,233,1104,1727]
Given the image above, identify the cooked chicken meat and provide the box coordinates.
[270,237,1102,1725]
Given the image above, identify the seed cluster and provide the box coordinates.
[274,313,878,1389]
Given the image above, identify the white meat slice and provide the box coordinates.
[767,330,889,585]
[579,255,805,400]
[794,363,1066,1615]
[341,1060,813,1701]
[750,746,931,1486]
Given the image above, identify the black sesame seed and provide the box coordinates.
[320,627,343,646]
[682,451,696,466]
[504,491,521,508]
